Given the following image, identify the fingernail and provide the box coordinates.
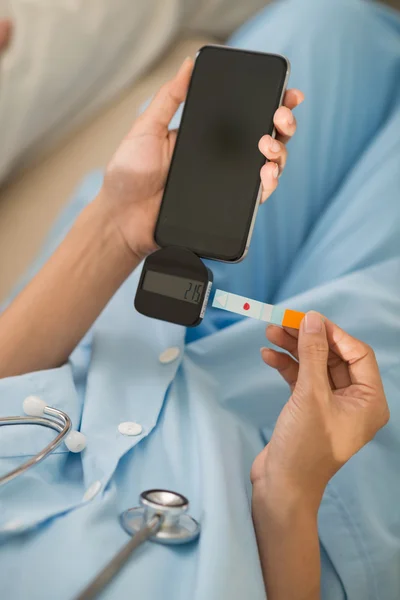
[304,311,322,333]
[268,136,280,153]
[272,164,279,179]
[286,112,294,125]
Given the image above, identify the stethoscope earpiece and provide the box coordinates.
[64,430,87,453]
[22,395,47,417]
[0,397,86,487]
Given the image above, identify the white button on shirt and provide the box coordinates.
[159,347,181,364]
[1,519,24,532]
[82,481,102,502]
[118,422,143,436]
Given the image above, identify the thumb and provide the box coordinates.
[135,57,193,136]
[297,311,330,389]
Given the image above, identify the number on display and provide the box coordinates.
[184,282,193,300]
[184,282,203,303]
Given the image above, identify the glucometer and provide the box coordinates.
[135,246,306,329]
[135,247,213,327]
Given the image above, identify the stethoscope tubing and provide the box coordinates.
[0,406,71,486]
[75,515,162,600]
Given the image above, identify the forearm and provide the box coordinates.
[0,194,138,377]
[252,481,321,600]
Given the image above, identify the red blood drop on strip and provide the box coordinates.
[243,302,250,311]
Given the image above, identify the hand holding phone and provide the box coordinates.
[99,51,303,264]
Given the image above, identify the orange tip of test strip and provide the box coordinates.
[282,309,306,329]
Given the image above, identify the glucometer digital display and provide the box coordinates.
[135,247,213,327]
[142,271,204,305]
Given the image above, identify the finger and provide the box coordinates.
[266,324,339,391]
[258,135,288,174]
[261,348,298,391]
[0,19,12,50]
[167,128,179,153]
[135,57,193,136]
[297,312,330,390]
[279,323,351,389]
[273,106,297,145]
[266,325,298,359]
[259,161,279,203]
[282,89,305,110]
[280,320,358,390]
[283,326,299,339]
[325,346,352,390]
[324,320,383,390]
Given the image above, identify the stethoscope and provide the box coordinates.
[77,489,200,600]
[0,397,200,599]
[0,396,87,486]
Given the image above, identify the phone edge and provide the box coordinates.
[230,54,291,264]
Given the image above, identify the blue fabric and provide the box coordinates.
[1,1,400,598]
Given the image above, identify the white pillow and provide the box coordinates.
[0,0,268,184]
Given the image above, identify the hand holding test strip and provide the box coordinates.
[212,289,305,329]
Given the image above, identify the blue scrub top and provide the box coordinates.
[1,1,400,599]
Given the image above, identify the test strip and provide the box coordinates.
[212,289,305,329]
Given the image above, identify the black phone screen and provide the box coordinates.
[155,46,288,262]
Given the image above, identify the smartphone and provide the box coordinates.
[155,45,290,263]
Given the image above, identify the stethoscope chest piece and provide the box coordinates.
[120,489,200,545]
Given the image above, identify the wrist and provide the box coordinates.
[252,475,322,521]
[96,187,157,263]
[252,479,321,600]
[89,193,143,269]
